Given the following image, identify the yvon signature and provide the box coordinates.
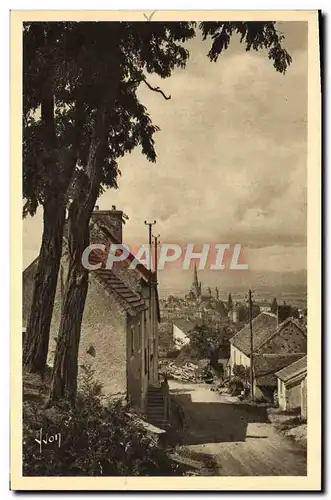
[35,428,61,453]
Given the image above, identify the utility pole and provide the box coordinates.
[144,220,156,317]
[248,289,254,402]
[152,233,160,283]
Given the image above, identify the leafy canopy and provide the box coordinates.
[23,21,291,216]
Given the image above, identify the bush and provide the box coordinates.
[232,364,250,382]
[166,349,180,359]
[229,376,244,396]
[23,365,181,476]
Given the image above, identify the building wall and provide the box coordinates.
[173,325,190,349]
[23,258,127,398]
[23,252,160,411]
[150,285,159,385]
[229,344,250,373]
[258,323,307,355]
[286,381,302,411]
[301,376,307,420]
[278,379,287,410]
[277,374,307,414]
[260,306,271,312]
[128,283,159,411]
[127,312,144,410]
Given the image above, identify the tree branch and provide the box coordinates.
[141,78,171,100]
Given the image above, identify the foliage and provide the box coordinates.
[23,366,181,476]
[23,21,197,217]
[189,323,234,368]
[197,364,216,382]
[166,349,180,359]
[232,364,250,382]
[200,21,292,73]
[228,376,244,396]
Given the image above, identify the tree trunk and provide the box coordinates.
[23,84,85,375]
[210,351,221,372]
[48,108,108,405]
[23,67,60,375]
[23,196,66,374]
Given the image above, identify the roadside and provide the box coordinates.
[169,380,307,476]
[267,406,307,448]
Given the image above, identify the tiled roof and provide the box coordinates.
[90,215,153,282]
[89,216,161,322]
[89,250,147,316]
[276,355,307,382]
[25,213,159,319]
[229,312,277,356]
[254,353,306,387]
[173,319,196,336]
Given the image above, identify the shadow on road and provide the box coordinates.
[172,392,270,445]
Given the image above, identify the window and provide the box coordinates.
[144,347,148,374]
[86,345,96,358]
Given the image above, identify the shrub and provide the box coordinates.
[232,364,250,382]
[229,376,244,396]
[166,349,180,359]
[23,366,181,476]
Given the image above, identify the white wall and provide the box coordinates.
[277,378,287,410]
[173,325,190,350]
[230,344,250,373]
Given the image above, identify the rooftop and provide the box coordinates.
[229,312,277,356]
[276,355,307,382]
[254,353,306,387]
[173,319,199,336]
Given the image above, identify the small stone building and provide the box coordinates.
[23,207,160,412]
[172,319,195,349]
[229,312,307,376]
[276,355,307,418]
[253,353,306,402]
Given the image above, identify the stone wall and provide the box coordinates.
[301,376,307,420]
[23,257,127,397]
[286,380,302,411]
[258,322,307,355]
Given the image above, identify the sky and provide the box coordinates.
[23,21,308,291]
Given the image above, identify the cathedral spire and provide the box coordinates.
[193,263,199,286]
[191,263,201,298]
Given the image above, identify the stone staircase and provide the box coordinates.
[146,386,167,429]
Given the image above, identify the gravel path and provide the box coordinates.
[170,380,307,476]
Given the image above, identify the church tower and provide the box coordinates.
[190,263,202,299]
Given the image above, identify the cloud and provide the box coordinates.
[23,22,308,275]
[99,36,307,253]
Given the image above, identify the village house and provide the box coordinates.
[23,206,160,413]
[276,355,307,419]
[253,353,306,402]
[172,319,195,349]
[258,302,272,313]
[229,310,307,400]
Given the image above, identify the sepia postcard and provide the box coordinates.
[11,9,321,491]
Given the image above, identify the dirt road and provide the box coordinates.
[170,380,307,476]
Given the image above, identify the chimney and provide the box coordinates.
[92,205,124,243]
[277,303,292,326]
